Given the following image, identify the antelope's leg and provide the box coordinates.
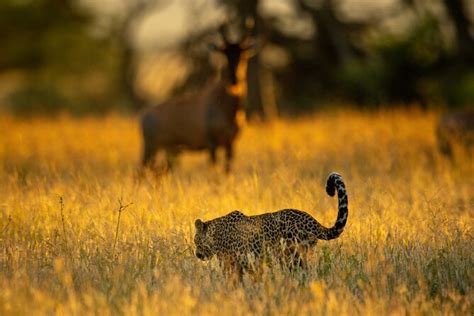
[142,142,158,169]
[165,150,178,171]
[209,143,217,165]
[224,143,234,173]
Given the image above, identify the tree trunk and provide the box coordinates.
[442,0,474,61]
[246,55,265,119]
[236,0,266,119]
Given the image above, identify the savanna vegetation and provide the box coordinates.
[0,109,472,315]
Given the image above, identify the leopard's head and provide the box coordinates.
[194,219,215,260]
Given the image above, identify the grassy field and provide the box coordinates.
[0,109,472,315]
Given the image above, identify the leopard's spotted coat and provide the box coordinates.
[194,172,348,275]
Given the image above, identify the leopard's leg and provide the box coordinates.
[220,255,244,284]
[296,245,309,270]
[243,252,265,282]
[282,241,308,271]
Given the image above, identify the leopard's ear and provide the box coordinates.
[195,219,206,232]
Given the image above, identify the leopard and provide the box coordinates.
[194,172,348,277]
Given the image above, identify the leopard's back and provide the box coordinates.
[258,209,322,246]
[209,209,322,256]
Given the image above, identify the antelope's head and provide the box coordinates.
[209,20,257,88]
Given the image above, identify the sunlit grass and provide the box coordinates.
[0,109,472,315]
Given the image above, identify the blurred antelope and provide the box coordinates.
[140,22,255,173]
[437,109,474,156]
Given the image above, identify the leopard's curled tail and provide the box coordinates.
[318,172,348,240]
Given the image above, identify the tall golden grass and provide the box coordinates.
[0,109,472,315]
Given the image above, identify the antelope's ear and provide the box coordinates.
[207,43,224,52]
[195,219,206,231]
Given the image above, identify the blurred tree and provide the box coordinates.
[264,0,474,110]
[441,0,474,61]
[1,0,473,116]
[0,0,89,71]
[0,0,116,115]
[266,0,368,111]
[296,0,361,68]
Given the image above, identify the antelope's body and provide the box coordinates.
[140,24,252,172]
[142,82,240,148]
[437,110,474,156]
